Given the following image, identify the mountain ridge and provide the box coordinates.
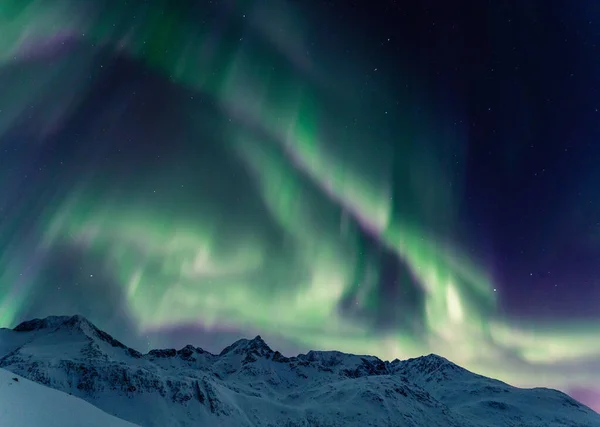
[1,314,598,427]
[6,314,432,373]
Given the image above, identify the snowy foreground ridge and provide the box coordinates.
[0,315,598,427]
[0,368,140,427]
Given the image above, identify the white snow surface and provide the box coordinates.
[0,368,140,427]
[0,315,599,427]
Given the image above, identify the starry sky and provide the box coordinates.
[1,0,600,412]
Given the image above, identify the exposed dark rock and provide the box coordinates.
[148,349,177,358]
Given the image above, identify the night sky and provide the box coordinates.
[1,0,600,412]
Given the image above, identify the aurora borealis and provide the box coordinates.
[1,0,600,412]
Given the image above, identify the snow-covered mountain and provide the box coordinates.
[0,368,140,427]
[0,315,598,427]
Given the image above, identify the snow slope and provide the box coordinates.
[0,315,599,427]
[0,368,139,427]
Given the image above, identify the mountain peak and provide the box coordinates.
[250,335,268,347]
[422,353,451,363]
[12,315,141,358]
[219,335,273,357]
[13,314,92,332]
[398,353,467,381]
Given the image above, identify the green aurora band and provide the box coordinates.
[1,0,600,398]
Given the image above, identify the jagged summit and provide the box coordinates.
[400,353,467,378]
[13,314,92,332]
[12,314,140,358]
[219,335,273,357]
[402,353,454,369]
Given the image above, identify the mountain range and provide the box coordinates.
[0,315,598,427]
